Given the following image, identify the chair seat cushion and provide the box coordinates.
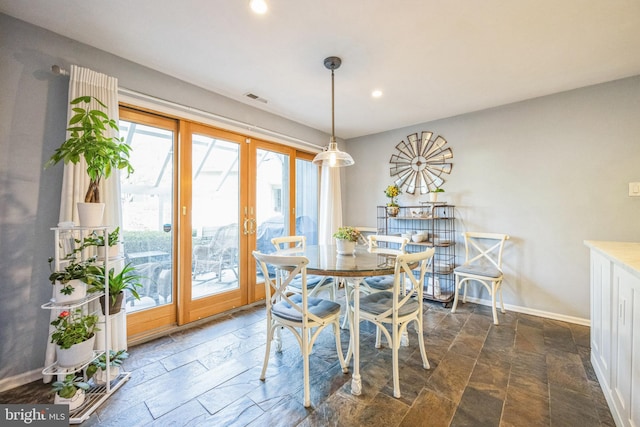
[355,291,419,317]
[454,264,502,279]
[287,274,333,290]
[272,294,340,322]
[363,275,394,291]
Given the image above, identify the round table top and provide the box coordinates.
[278,244,398,277]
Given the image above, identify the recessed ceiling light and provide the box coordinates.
[250,0,268,14]
[372,90,383,98]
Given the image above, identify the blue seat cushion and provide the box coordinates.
[355,291,419,317]
[363,275,395,291]
[454,264,502,279]
[287,274,333,290]
[272,294,340,322]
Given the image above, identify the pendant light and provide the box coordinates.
[312,56,355,167]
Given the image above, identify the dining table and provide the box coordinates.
[275,243,399,396]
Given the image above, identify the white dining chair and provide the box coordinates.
[452,231,510,325]
[271,235,337,300]
[354,248,435,398]
[252,251,348,408]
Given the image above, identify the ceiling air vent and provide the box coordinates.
[244,92,268,104]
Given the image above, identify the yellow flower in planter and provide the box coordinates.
[384,185,401,207]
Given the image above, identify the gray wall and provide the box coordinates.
[0,13,329,388]
[344,75,640,321]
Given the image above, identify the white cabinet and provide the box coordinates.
[586,241,640,427]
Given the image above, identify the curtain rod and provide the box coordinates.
[51,64,324,151]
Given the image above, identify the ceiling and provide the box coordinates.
[2,0,640,139]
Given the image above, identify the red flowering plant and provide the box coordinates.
[50,308,99,349]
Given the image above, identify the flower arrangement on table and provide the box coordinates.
[50,308,99,349]
[333,226,361,242]
[384,184,401,207]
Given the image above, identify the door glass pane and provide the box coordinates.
[191,134,240,298]
[119,120,174,313]
[295,158,319,245]
[255,149,290,262]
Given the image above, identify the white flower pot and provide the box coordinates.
[54,388,86,411]
[77,202,105,227]
[53,279,87,303]
[94,366,120,385]
[336,239,356,255]
[56,335,96,368]
[429,192,438,202]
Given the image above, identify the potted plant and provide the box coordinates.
[384,184,401,217]
[86,349,128,385]
[50,308,99,367]
[87,263,143,315]
[51,374,90,411]
[333,226,361,255]
[45,96,134,226]
[48,255,99,303]
[429,187,445,202]
[79,227,121,259]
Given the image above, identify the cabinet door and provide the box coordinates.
[611,265,639,426]
[590,251,612,382]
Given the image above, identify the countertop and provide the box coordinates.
[584,240,640,276]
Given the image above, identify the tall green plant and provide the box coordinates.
[45,96,134,203]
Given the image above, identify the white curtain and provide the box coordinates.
[318,166,343,245]
[44,65,126,381]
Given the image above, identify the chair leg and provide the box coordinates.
[451,276,461,313]
[302,326,311,407]
[491,286,499,325]
[274,326,283,352]
[261,322,274,380]
[416,319,430,369]
[333,321,349,373]
[498,281,506,313]
[392,324,401,398]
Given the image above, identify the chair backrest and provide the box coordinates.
[461,232,510,271]
[387,248,435,316]
[253,251,324,324]
[368,234,409,256]
[271,235,306,252]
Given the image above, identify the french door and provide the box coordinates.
[119,106,319,338]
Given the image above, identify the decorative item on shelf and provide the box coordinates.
[384,184,401,217]
[86,349,128,385]
[333,226,361,255]
[45,96,134,226]
[51,374,90,411]
[87,263,143,315]
[48,255,100,303]
[429,188,445,203]
[50,308,99,367]
[388,131,453,195]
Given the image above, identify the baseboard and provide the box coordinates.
[461,296,590,326]
[0,369,43,393]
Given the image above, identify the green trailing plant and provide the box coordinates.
[78,227,120,250]
[48,256,99,294]
[87,263,143,304]
[50,308,99,349]
[51,374,90,399]
[333,226,361,242]
[45,96,134,203]
[85,350,129,379]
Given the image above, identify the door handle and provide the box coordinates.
[249,218,257,235]
[243,218,250,235]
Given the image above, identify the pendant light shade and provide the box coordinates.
[313,56,355,167]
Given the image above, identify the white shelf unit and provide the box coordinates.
[44,226,130,424]
[377,204,456,305]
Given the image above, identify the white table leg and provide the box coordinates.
[350,277,362,395]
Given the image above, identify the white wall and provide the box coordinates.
[344,75,640,322]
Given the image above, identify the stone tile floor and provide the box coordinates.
[0,293,615,426]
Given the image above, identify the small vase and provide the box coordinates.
[56,335,96,368]
[386,206,400,217]
[429,192,438,203]
[336,239,356,255]
[100,292,124,315]
[53,279,87,304]
[77,202,105,227]
[54,388,85,411]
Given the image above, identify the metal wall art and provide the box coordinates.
[388,131,453,195]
